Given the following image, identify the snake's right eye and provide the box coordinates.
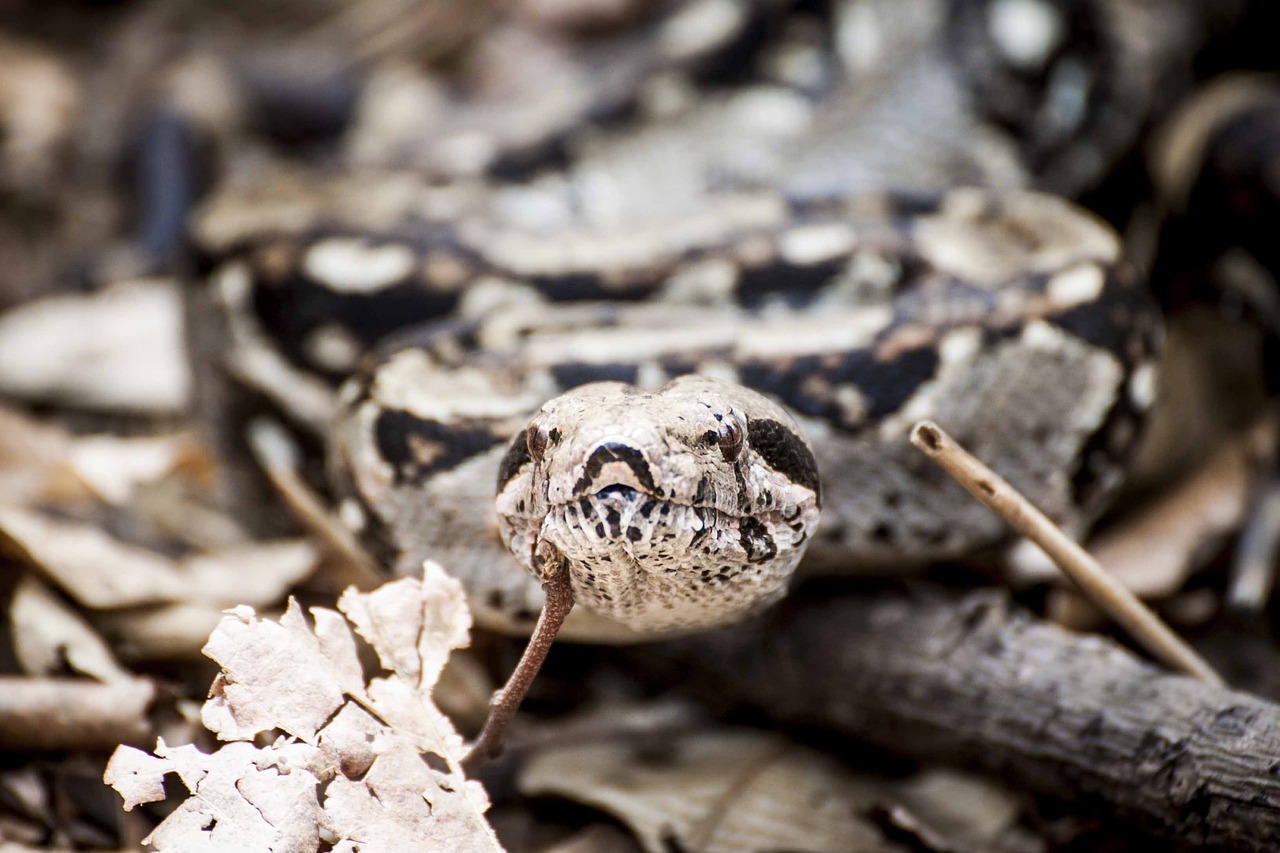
[527,424,550,461]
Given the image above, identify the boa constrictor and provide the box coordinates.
[203,186,1160,641]
[188,0,1203,641]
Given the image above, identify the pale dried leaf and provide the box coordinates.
[338,562,470,688]
[520,730,898,853]
[0,506,187,607]
[142,740,325,853]
[181,539,320,607]
[889,769,1038,853]
[324,738,493,853]
[106,563,501,852]
[0,406,90,506]
[10,575,133,683]
[67,433,196,505]
[0,278,190,413]
[102,745,174,810]
[95,601,238,662]
[201,600,348,742]
[0,506,314,611]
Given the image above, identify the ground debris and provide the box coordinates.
[104,562,501,852]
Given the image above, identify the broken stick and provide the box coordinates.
[910,420,1223,686]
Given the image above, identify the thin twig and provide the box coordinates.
[910,420,1224,686]
[464,558,576,769]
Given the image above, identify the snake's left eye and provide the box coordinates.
[718,419,743,462]
[527,425,549,461]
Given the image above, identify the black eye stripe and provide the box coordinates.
[746,418,820,497]
[495,428,532,490]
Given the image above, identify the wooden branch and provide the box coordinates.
[910,420,1223,685]
[647,587,1280,851]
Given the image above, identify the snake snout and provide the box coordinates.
[573,440,659,498]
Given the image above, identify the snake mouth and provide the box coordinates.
[543,483,723,559]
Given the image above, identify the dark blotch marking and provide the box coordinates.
[495,428,531,490]
[531,272,659,302]
[574,443,658,496]
[739,347,939,428]
[604,506,622,537]
[689,506,711,549]
[738,517,778,563]
[736,257,847,309]
[250,233,467,379]
[375,410,505,486]
[550,361,640,389]
[746,419,821,499]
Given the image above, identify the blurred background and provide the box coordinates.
[2,0,1280,850]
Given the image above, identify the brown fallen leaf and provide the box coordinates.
[104,562,501,852]
[519,716,1045,853]
[1042,420,1273,629]
[889,769,1041,853]
[1005,419,1274,630]
[519,729,897,853]
[67,432,206,507]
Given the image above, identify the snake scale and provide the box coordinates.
[189,0,1188,641]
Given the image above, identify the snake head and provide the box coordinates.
[494,375,821,634]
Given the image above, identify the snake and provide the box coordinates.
[183,0,1212,641]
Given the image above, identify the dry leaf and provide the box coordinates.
[9,575,133,683]
[0,406,92,506]
[1026,421,1274,629]
[0,505,317,610]
[67,432,201,506]
[0,278,190,413]
[94,601,247,662]
[889,769,1040,853]
[520,730,899,853]
[104,562,502,852]
[0,677,155,751]
[1009,419,1272,599]
[0,506,187,607]
[1088,425,1268,598]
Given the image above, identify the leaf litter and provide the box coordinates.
[104,562,502,852]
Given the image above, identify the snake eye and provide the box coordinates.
[526,424,550,462]
[718,418,744,462]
